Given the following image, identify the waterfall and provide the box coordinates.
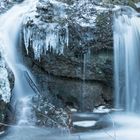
[81,49,91,111]
[0,0,37,125]
[114,13,140,113]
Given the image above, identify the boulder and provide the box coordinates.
[21,0,113,113]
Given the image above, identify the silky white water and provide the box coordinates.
[114,13,140,112]
[0,0,37,125]
[110,8,140,140]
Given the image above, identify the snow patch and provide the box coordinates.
[73,121,97,127]
[71,0,110,27]
[93,106,111,113]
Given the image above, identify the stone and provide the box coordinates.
[21,0,114,114]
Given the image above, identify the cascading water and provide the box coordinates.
[2,0,140,139]
[0,0,37,125]
[114,11,140,113]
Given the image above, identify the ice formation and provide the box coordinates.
[23,27,31,54]
[23,0,69,60]
[23,22,69,60]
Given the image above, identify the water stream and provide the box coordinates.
[0,0,37,127]
[114,13,140,112]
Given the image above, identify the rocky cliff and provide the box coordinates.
[22,0,114,113]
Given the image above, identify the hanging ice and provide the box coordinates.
[45,23,59,54]
[23,22,69,60]
[32,39,44,60]
[23,0,69,60]
[65,23,69,47]
[45,23,69,55]
[23,27,31,54]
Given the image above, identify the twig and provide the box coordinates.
[37,112,68,128]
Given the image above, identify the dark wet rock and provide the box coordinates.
[6,65,15,90]
[21,0,114,114]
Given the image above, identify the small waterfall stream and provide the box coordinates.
[0,0,37,126]
[114,13,140,113]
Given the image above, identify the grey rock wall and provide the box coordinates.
[22,0,114,112]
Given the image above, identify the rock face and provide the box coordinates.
[22,0,114,113]
[0,46,14,131]
[0,0,13,13]
[0,0,24,13]
[32,95,71,128]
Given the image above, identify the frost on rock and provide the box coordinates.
[0,46,11,103]
[23,0,69,60]
[71,0,108,27]
[49,0,68,19]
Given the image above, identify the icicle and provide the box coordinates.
[46,29,57,53]
[65,23,69,47]
[23,27,31,54]
[32,40,44,60]
[45,23,61,54]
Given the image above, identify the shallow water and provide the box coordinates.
[1,113,140,140]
